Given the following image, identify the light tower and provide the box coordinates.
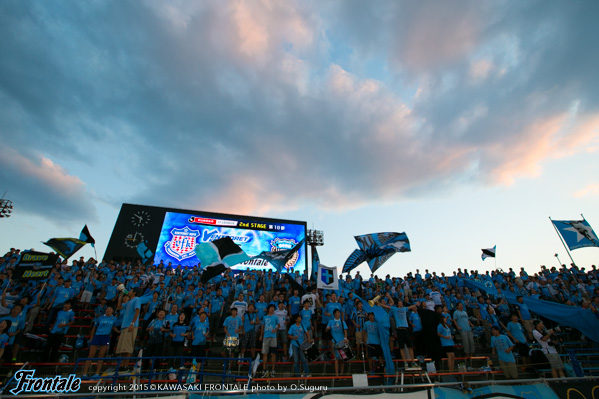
[0,194,13,219]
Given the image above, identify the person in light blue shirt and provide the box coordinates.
[260,305,279,377]
[0,320,9,360]
[326,309,348,376]
[116,290,141,371]
[83,306,117,377]
[437,316,455,372]
[491,326,517,379]
[169,313,189,368]
[288,314,311,377]
[452,302,474,357]
[44,301,74,362]
[516,296,533,340]
[506,313,531,368]
[364,312,383,373]
[191,311,209,358]
[209,289,225,341]
[288,290,301,318]
[223,308,242,339]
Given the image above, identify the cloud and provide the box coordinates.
[0,146,96,223]
[574,184,599,198]
[0,0,598,220]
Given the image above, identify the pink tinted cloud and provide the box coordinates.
[574,184,599,198]
[484,113,599,185]
[394,1,484,71]
[0,146,95,222]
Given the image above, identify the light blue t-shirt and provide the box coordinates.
[121,297,141,328]
[327,318,347,344]
[453,309,471,332]
[192,320,210,345]
[491,334,516,363]
[507,321,527,344]
[263,314,279,338]
[51,310,75,335]
[437,324,454,347]
[223,316,242,338]
[95,315,117,336]
[365,320,380,345]
[288,323,306,347]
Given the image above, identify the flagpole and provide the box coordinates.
[549,217,576,266]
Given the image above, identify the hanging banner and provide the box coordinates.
[13,251,58,281]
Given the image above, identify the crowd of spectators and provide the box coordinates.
[0,246,597,379]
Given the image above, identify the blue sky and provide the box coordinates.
[1,0,598,277]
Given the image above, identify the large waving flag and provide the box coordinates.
[343,232,411,273]
[481,245,496,261]
[197,237,250,283]
[43,238,87,260]
[79,225,95,247]
[317,264,338,290]
[552,219,599,250]
[253,239,304,272]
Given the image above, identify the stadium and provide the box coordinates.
[2,1,599,398]
[1,204,598,399]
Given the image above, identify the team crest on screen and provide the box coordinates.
[165,226,201,261]
[271,238,299,271]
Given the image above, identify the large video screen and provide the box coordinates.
[104,204,307,272]
[154,212,306,271]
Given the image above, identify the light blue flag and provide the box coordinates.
[552,219,599,250]
[463,278,599,342]
[343,232,411,274]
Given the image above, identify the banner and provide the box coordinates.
[435,383,559,399]
[13,251,59,281]
[317,264,338,290]
[463,278,599,342]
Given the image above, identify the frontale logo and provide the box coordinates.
[165,226,201,261]
[271,238,299,271]
[10,370,81,395]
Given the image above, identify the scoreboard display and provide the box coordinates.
[104,203,307,272]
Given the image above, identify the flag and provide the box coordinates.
[342,249,369,274]
[253,239,304,272]
[79,225,95,247]
[481,245,496,261]
[317,264,338,290]
[43,238,87,260]
[137,240,154,266]
[343,232,411,273]
[197,237,250,283]
[310,246,320,281]
[13,251,59,281]
[552,219,599,250]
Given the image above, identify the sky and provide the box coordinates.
[1,0,598,278]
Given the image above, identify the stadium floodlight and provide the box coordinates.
[0,199,13,218]
[306,229,324,246]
